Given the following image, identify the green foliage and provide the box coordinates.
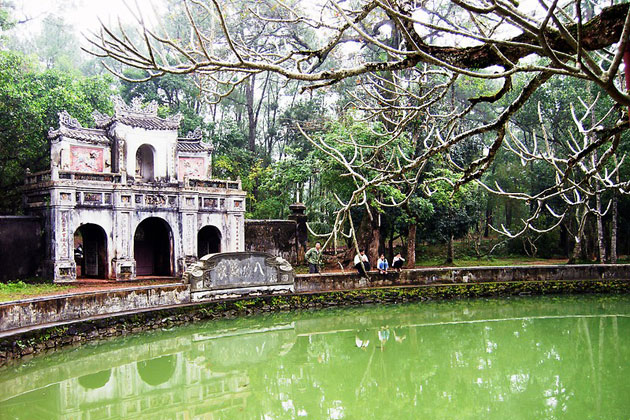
[418,167,482,243]
[0,50,114,213]
[0,2,14,32]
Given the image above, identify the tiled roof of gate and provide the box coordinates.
[177,139,212,153]
[93,96,182,131]
[51,97,199,144]
[48,126,110,143]
[48,111,110,144]
[116,115,182,130]
[177,127,213,153]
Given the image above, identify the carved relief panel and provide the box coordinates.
[70,146,104,173]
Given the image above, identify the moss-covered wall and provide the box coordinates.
[296,264,630,292]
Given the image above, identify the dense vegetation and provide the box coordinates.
[1,1,630,265]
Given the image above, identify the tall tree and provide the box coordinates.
[0,51,113,214]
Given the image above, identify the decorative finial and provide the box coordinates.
[58,111,81,129]
[92,110,112,127]
[184,126,203,140]
[112,95,159,117]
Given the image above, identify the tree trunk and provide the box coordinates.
[610,191,618,264]
[611,159,619,263]
[593,151,607,263]
[353,208,380,269]
[560,223,569,257]
[595,190,607,262]
[245,76,256,152]
[368,221,380,267]
[406,223,416,268]
[505,201,512,228]
[388,229,395,263]
[446,234,454,264]
[569,207,588,264]
[484,201,492,238]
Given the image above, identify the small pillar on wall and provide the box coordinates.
[288,203,307,264]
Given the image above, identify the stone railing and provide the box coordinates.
[58,171,122,183]
[187,178,241,190]
[294,264,630,292]
[24,170,52,185]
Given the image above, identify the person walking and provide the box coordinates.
[305,242,323,273]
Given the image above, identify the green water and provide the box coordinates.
[1,295,629,419]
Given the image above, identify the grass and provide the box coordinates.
[0,280,72,303]
[413,256,568,268]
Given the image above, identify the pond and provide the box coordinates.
[0,294,629,419]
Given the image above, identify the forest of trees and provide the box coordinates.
[2,0,630,266]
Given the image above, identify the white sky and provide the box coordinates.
[11,0,164,39]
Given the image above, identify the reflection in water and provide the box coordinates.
[77,369,111,390]
[0,295,630,419]
[137,355,176,386]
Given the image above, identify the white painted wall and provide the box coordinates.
[114,124,177,182]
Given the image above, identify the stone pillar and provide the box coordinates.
[288,203,307,264]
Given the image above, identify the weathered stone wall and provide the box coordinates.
[0,216,44,282]
[294,264,630,292]
[2,264,629,336]
[0,283,189,333]
[244,220,298,264]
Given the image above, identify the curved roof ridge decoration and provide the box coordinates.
[48,111,110,144]
[180,126,203,141]
[92,95,183,130]
[177,126,213,153]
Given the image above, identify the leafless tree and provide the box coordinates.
[86,0,630,254]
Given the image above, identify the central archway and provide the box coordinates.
[135,144,155,181]
[197,225,221,257]
[74,224,108,279]
[134,218,173,276]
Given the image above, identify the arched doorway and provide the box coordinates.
[198,225,221,257]
[74,224,108,278]
[134,218,173,276]
[135,144,155,181]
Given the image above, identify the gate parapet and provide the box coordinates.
[184,252,294,302]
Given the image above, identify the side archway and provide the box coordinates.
[198,225,221,257]
[134,217,173,276]
[74,224,108,278]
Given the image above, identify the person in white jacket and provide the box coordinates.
[392,253,405,271]
[354,250,370,275]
